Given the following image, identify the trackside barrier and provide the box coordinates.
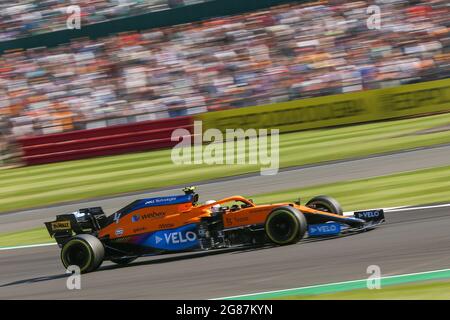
[196,78,450,133]
[19,117,194,166]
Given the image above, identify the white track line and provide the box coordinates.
[212,267,450,300]
[2,203,449,251]
[0,242,56,251]
[343,203,450,216]
[383,203,450,212]
[343,205,408,216]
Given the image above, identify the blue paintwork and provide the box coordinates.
[131,194,193,212]
[141,223,200,251]
[308,222,341,236]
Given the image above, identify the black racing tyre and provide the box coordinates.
[110,257,137,265]
[61,234,105,273]
[265,206,307,245]
[306,195,343,216]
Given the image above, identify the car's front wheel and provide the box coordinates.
[306,195,343,215]
[265,206,307,245]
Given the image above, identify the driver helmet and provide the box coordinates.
[211,204,222,214]
[205,200,222,214]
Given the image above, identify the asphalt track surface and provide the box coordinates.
[1,144,449,299]
[1,204,450,299]
[1,144,450,233]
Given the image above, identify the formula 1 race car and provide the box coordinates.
[45,187,385,273]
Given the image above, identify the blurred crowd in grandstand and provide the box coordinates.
[0,0,449,137]
[0,0,206,41]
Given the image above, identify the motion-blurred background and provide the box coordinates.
[0,0,449,241]
[0,0,448,137]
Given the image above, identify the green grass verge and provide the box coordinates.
[0,227,54,247]
[250,165,450,211]
[1,113,450,213]
[288,280,450,300]
[2,164,449,247]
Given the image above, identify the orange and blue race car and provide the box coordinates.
[45,187,385,273]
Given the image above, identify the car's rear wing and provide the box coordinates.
[45,207,108,245]
[45,214,79,246]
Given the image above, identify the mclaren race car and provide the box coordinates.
[45,187,385,273]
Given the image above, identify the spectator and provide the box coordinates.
[0,1,201,41]
[0,0,449,137]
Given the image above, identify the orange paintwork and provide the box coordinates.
[98,195,338,240]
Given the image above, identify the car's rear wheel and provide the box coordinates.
[265,206,307,245]
[306,195,343,215]
[61,234,104,273]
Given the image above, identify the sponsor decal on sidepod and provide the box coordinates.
[141,212,165,219]
[143,224,199,251]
